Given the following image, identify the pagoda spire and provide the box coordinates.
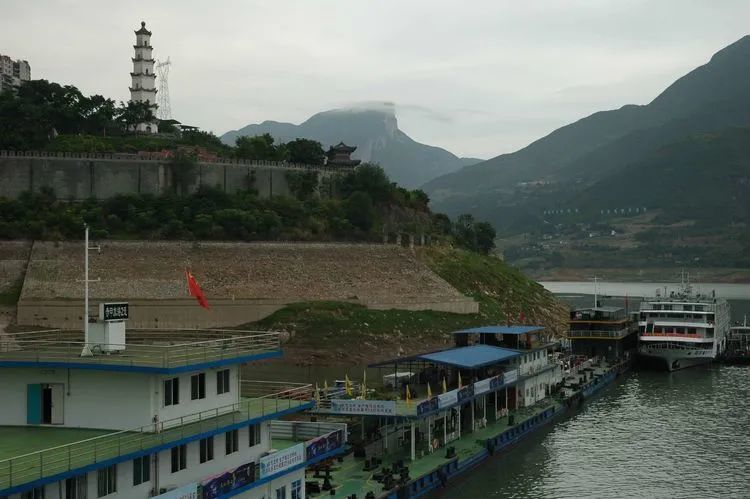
[129,21,158,133]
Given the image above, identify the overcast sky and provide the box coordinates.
[3,0,750,158]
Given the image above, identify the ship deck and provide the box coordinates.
[0,329,282,373]
[309,400,561,497]
[0,395,311,493]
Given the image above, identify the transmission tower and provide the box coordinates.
[155,57,172,120]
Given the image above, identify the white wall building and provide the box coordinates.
[129,22,158,133]
[0,322,346,499]
[0,54,31,93]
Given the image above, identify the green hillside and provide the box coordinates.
[424,36,750,234]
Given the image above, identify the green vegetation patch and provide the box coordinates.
[251,247,567,363]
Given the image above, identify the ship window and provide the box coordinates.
[191,373,206,400]
[133,455,150,486]
[291,479,302,499]
[275,485,287,499]
[249,423,261,447]
[22,487,45,499]
[217,369,231,395]
[171,444,187,472]
[225,429,239,455]
[199,436,214,463]
[65,475,86,499]
[164,377,179,406]
[96,464,117,497]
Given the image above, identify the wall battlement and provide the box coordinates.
[0,150,349,200]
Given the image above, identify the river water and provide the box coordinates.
[437,281,750,498]
[439,366,750,498]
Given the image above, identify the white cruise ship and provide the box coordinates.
[638,283,730,371]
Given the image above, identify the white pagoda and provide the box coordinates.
[130,21,158,133]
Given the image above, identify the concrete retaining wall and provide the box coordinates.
[0,151,347,200]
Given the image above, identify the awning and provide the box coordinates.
[452,325,545,335]
[416,345,521,369]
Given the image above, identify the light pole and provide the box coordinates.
[80,224,100,357]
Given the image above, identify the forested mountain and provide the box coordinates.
[424,36,750,232]
[222,108,476,188]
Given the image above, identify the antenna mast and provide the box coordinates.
[80,225,101,357]
[155,57,172,120]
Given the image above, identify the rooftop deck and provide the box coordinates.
[0,329,281,372]
[0,382,313,494]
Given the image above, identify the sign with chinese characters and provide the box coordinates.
[457,385,474,403]
[201,462,255,499]
[474,375,504,395]
[504,368,519,384]
[416,396,439,416]
[100,302,129,322]
[154,483,198,499]
[305,428,346,461]
[259,443,305,478]
[437,389,458,409]
[330,399,396,416]
[473,377,492,395]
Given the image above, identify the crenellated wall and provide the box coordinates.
[0,150,347,200]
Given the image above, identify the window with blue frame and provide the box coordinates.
[291,480,302,499]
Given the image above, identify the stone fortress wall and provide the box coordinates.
[0,150,346,200]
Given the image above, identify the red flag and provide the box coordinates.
[519,311,526,323]
[186,270,210,309]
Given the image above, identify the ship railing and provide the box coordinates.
[567,328,631,338]
[641,342,711,351]
[0,381,313,491]
[240,380,314,401]
[270,420,348,443]
[0,330,281,368]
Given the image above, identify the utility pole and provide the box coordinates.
[80,224,100,357]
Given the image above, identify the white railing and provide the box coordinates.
[0,330,281,368]
[567,328,631,338]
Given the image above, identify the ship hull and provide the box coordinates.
[638,345,715,371]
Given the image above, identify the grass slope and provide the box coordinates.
[252,247,567,365]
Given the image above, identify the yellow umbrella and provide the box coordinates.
[406,385,412,407]
[314,382,321,405]
[427,382,433,399]
[345,374,353,396]
[458,372,463,389]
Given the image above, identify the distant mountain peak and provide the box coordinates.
[221,106,464,188]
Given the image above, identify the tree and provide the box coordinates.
[286,171,319,200]
[235,133,284,161]
[285,138,325,165]
[346,191,375,231]
[169,151,198,196]
[474,221,496,255]
[116,101,155,132]
[341,164,393,203]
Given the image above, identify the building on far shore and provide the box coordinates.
[130,21,159,133]
[0,54,31,93]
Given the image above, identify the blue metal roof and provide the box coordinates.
[452,325,545,335]
[417,345,521,369]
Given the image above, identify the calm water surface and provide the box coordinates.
[438,367,750,499]
[439,281,750,498]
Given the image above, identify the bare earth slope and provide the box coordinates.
[21,241,475,311]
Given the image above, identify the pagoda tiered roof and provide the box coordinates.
[134,21,152,36]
